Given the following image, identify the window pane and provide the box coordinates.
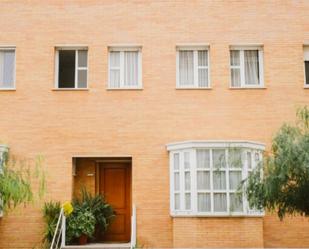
[197,149,210,168]
[198,68,208,87]
[0,50,15,88]
[185,172,191,190]
[229,149,242,168]
[58,50,75,88]
[174,194,180,210]
[110,52,120,67]
[198,50,208,66]
[110,69,120,88]
[231,68,241,87]
[229,171,242,190]
[179,51,194,86]
[213,171,226,190]
[78,50,87,67]
[305,61,309,85]
[197,171,210,190]
[244,50,259,85]
[184,152,190,169]
[213,149,226,168]
[124,51,138,86]
[185,193,191,210]
[77,69,87,88]
[174,153,179,170]
[247,151,252,169]
[214,193,227,212]
[198,193,211,212]
[230,50,240,66]
[174,172,180,191]
[230,193,243,212]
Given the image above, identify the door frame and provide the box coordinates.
[95,159,132,242]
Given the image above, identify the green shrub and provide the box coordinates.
[42,201,61,245]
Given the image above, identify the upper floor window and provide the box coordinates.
[230,46,264,88]
[176,45,209,88]
[0,48,15,89]
[108,46,142,89]
[167,141,264,217]
[304,46,309,86]
[55,47,88,89]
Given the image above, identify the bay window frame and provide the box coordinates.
[167,141,265,217]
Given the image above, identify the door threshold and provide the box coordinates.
[63,242,131,249]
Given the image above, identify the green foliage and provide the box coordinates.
[0,151,46,212]
[246,106,309,219]
[73,189,115,232]
[66,209,96,240]
[42,201,61,245]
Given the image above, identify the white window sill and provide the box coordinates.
[52,88,89,91]
[303,85,309,89]
[230,86,266,90]
[107,87,143,91]
[176,87,212,90]
[171,213,264,218]
[0,88,16,91]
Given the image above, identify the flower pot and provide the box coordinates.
[78,234,88,245]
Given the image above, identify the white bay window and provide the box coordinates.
[167,141,264,216]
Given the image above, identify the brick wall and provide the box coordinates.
[0,0,309,248]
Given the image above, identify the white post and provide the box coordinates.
[61,214,66,247]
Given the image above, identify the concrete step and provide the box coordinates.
[62,243,131,249]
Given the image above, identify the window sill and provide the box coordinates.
[176,87,212,90]
[229,86,266,90]
[303,85,309,89]
[52,88,89,91]
[106,87,143,91]
[0,88,16,91]
[171,213,264,218]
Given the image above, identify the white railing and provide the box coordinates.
[130,204,136,249]
[50,208,66,249]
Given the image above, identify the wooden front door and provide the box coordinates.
[99,163,131,242]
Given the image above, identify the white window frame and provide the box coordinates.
[230,45,264,88]
[54,46,88,89]
[167,140,265,217]
[0,46,16,90]
[176,45,210,89]
[304,45,309,87]
[108,46,142,89]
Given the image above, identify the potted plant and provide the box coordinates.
[67,209,96,245]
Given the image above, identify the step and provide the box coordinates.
[62,243,131,249]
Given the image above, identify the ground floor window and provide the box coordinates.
[167,141,264,216]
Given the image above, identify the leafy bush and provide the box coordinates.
[42,201,61,245]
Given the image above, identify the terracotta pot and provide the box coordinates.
[78,234,88,245]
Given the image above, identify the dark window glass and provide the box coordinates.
[305,61,309,85]
[58,50,75,88]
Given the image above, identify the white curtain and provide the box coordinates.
[197,149,210,168]
[185,172,191,190]
[184,151,190,169]
[198,50,208,87]
[109,51,120,88]
[213,149,226,168]
[230,50,240,87]
[230,193,243,212]
[245,50,259,85]
[213,171,226,190]
[179,51,194,86]
[197,171,210,190]
[0,51,15,88]
[124,51,138,86]
[214,193,227,212]
[174,193,180,210]
[185,193,191,210]
[174,153,179,170]
[174,172,180,191]
[198,193,211,212]
[229,171,242,190]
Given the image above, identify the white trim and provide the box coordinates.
[166,140,266,151]
[54,48,88,89]
[168,141,264,217]
[176,44,210,51]
[229,46,264,88]
[176,47,210,89]
[108,47,142,89]
[55,45,88,50]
